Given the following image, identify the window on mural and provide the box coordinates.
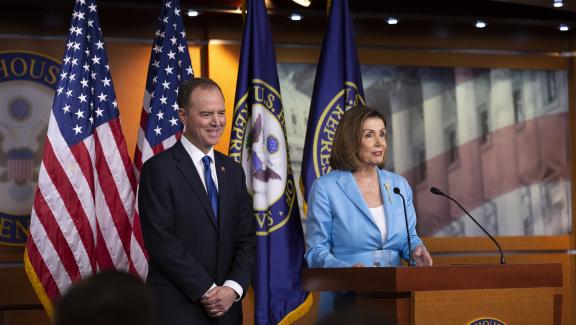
[445,124,458,164]
[417,147,427,182]
[546,70,557,103]
[513,88,525,124]
[478,104,490,144]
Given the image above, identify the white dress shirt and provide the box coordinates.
[181,136,219,192]
[180,136,243,300]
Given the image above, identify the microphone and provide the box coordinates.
[430,187,505,264]
[393,187,413,266]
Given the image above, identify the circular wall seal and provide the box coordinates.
[0,51,59,246]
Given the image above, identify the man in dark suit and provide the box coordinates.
[139,77,256,325]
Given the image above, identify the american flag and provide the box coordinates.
[24,0,147,315]
[131,0,193,279]
[133,0,194,173]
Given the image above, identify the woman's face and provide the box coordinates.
[357,117,387,167]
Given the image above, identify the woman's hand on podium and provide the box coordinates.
[411,245,433,266]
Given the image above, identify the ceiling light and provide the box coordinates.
[559,24,569,31]
[387,17,398,25]
[553,0,564,8]
[289,13,303,21]
[475,20,486,29]
[292,0,311,7]
[187,9,199,17]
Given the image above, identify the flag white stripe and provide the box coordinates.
[29,207,73,294]
[96,123,135,223]
[143,91,152,114]
[37,162,93,279]
[130,185,148,279]
[136,127,147,152]
[133,165,141,182]
[162,134,177,150]
[95,123,148,273]
[48,113,97,234]
[130,232,148,279]
[137,130,155,166]
[93,172,129,270]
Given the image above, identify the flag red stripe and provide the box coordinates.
[94,220,116,271]
[33,191,81,282]
[134,148,143,172]
[108,119,138,191]
[108,122,148,256]
[93,128,134,266]
[42,140,97,271]
[68,141,95,196]
[26,239,61,301]
[152,142,165,156]
[132,211,146,256]
[135,137,166,173]
[139,109,149,131]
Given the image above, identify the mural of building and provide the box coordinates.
[279,63,571,237]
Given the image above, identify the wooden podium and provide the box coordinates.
[302,264,562,325]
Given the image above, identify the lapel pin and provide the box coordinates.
[221,166,225,173]
[384,182,393,204]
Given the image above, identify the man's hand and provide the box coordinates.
[201,286,238,318]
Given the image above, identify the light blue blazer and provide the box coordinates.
[305,168,423,268]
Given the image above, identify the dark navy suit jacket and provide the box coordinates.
[139,141,255,325]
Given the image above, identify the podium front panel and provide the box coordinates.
[413,287,561,325]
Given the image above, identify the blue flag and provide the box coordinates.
[229,0,312,324]
[300,0,365,204]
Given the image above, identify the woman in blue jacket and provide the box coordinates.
[305,107,433,315]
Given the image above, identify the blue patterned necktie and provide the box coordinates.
[201,156,219,219]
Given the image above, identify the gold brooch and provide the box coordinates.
[384,182,393,204]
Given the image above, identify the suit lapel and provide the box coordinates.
[173,142,218,230]
[336,171,378,228]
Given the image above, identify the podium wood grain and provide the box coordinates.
[302,264,562,325]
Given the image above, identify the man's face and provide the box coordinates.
[179,86,226,153]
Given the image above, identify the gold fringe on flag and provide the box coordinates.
[278,293,314,325]
[24,249,55,319]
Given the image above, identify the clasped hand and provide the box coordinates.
[201,286,238,318]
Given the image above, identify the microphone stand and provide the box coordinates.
[393,187,414,266]
[430,187,505,264]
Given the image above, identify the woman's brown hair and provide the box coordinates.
[329,106,387,171]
